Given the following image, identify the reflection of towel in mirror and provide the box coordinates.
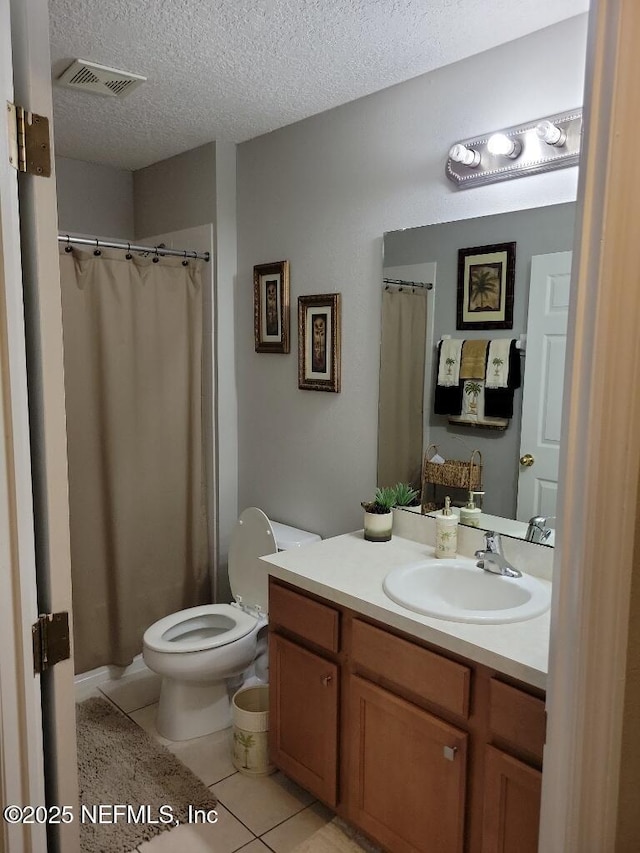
[484,341,521,418]
[437,339,462,387]
[448,379,509,428]
[460,340,488,380]
[485,339,513,388]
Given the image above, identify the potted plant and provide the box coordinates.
[361,483,420,542]
[361,486,396,542]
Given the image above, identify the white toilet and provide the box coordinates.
[142,507,320,741]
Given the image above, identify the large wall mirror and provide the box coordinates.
[379,202,576,546]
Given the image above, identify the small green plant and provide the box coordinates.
[362,483,419,514]
[392,482,420,507]
[362,485,396,514]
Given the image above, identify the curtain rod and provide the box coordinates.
[58,234,210,262]
[383,277,433,290]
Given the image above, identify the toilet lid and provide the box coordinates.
[228,507,276,612]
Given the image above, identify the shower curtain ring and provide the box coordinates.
[126,242,133,260]
[93,238,101,257]
[64,235,72,253]
[153,247,159,263]
[182,251,188,267]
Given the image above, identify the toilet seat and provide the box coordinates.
[143,604,259,654]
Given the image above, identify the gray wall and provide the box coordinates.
[236,15,588,539]
[384,203,576,518]
[55,156,134,239]
[133,143,217,239]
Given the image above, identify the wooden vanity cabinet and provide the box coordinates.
[480,679,545,853]
[348,674,468,853]
[268,582,341,806]
[268,578,546,853]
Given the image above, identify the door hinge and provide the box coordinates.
[32,612,71,675]
[7,102,51,177]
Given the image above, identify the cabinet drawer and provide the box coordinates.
[351,619,471,718]
[489,679,545,764]
[269,581,340,653]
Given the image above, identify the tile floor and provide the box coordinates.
[83,669,336,853]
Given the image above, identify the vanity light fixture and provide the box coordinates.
[486,133,521,159]
[446,108,582,189]
[448,143,481,168]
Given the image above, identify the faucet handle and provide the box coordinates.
[484,531,502,553]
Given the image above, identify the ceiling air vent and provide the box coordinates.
[57,59,146,99]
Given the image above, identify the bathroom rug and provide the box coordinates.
[76,696,217,853]
[291,816,382,853]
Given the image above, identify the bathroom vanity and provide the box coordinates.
[263,523,551,853]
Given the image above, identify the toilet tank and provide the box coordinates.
[270,521,321,551]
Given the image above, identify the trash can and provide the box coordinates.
[231,685,275,777]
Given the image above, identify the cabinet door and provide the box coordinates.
[482,745,542,853]
[348,675,467,853]
[269,633,339,805]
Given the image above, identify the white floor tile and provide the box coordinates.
[260,802,334,852]
[237,841,273,852]
[168,726,238,786]
[128,703,173,747]
[136,803,253,853]
[214,771,315,836]
[98,668,161,713]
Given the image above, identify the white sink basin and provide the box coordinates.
[383,558,551,624]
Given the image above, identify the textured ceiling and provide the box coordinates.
[48,0,589,171]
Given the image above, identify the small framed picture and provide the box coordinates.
[456,242,516,330]
[253,260,290,353]
[298,294,341,392]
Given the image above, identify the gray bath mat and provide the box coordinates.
[76,696,218,853]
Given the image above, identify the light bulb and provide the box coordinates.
[487,133,521,159]
[448,143,481,168]
[536,120,566,147]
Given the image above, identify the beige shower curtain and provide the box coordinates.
[377,286,428,489]
[60,248,210,673]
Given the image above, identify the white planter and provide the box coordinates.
[363,510,392,542]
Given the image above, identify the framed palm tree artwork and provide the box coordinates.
[456,242,515,329]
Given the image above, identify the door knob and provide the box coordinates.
[520,453,535,467]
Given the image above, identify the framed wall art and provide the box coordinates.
[253,260,290,352]
[456,242,516,330]
[298,293,341,392]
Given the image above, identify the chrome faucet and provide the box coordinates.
[525,515,556,544]
[475,531,522,578]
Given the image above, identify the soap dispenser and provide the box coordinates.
[460,491,484,527]
[435,496,458,558]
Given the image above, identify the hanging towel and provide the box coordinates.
[448,379,509,428]
[437,338,462,387]
[434,342,463,415]
[460,340,488,380]
[484,341,521,418]
[485,339,513,388]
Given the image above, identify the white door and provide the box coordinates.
[2,1,79,851]
[517,251,572,523]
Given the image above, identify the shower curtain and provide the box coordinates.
[377,286,428,489]
[59,248,210,673]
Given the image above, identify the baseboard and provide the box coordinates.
[74,654,148,701]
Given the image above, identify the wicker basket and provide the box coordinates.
[421,445,482,513]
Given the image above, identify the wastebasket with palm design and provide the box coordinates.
[231,685,275,776]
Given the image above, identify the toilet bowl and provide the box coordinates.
[142,507,320,741]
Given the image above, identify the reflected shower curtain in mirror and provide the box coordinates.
[377,287,427,489]
[60,249,210,673]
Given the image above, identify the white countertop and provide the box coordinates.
[262,531,551,690]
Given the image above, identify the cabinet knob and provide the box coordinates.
[443,745,458,761]
[321,675,333,686]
